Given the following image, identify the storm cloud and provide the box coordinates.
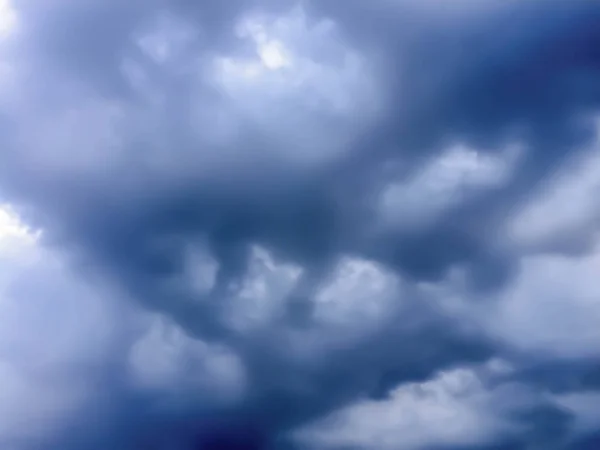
[1,0,600,449]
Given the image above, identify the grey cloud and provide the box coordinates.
[292,360,561,450]
[1,0,600,448]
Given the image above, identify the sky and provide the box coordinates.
[0,0,600,449]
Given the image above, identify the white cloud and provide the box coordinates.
[314,256,400,329]
[423,238,600,359]
[276,256,403,362]
[225,245,303,331]
[0,205,122,445]
[379,144,520,231]
[0,204,39,258]
[294,362,526,450]
[0,0,16,39]
[419,132,600,358]
[234,16,292,71]
[209,5,382,166]
[128,314,246,404]
[508,128,600,252]
[488,247,600,358]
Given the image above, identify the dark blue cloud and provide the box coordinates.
[0,0,600,449]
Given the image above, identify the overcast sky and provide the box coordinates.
[1,0,600,449]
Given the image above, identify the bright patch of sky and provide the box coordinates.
[0,204,40,256]
[0,0,16,39]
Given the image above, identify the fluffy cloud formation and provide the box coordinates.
[0,0,600,449]
[294,361,529,450]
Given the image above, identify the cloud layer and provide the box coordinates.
[1,0,600,449]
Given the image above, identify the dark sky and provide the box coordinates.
[1,0,600,449]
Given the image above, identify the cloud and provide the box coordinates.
[421,129,600,361]
[0,0,600,449]
[378,143,521,232]
[0,206,122,448]
[293,361,531,450]
[555,391,600,437]
[0,0,16,39]
[128,313,247,402]
[507,125,600,254]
